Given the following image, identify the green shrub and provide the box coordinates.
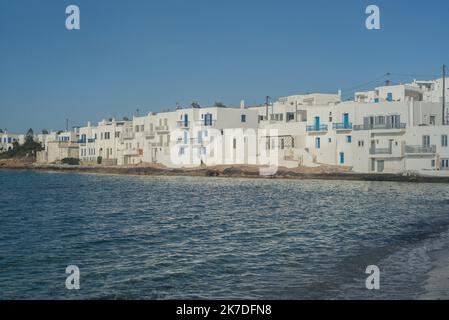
[61,158,80,165]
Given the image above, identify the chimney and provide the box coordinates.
[240,100,245,109]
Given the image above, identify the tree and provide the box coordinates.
[42,129,49,135]
[25,128,34,143]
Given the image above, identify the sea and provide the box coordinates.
[1,170,449,299]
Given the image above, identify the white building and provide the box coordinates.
[35,74,447,176]
[0,132,24,153]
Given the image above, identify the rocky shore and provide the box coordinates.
[1,158,449,183]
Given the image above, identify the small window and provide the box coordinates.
[346,136,352,143]
[328,138,332,143]
[315,137,321,149]
[431,160,436,167]
[442,135,448,147]
[241,115,247,123]
[358,140,364,147]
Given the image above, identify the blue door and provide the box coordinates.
[315,117,320,130]
[340,152,345,164]
[343,113,349,128]
[184,114,189,127]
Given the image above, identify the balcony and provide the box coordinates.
[353,123,406,131]
[155,125,169,132]
[177,121,190,128]
[306,125,328,133]
[144,131,155,139]
[369,147,392,155]
[195,120,216,127]
[151,142,163,147]
[332,123,353,131]
[122,132,135,140]
[405,145,436,154]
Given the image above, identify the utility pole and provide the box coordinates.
[265,96,270,120]
[443,65,447,125]
[66,118,69,131]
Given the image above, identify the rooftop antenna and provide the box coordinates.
[443,65,447,125]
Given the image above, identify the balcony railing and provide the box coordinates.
[306,125,328,132]
[195,120,216,127]
[151,142,163,147]
[144,131,155,139]
[332,123,353,130]
[177,121,190,128]
[369,147,392,155]
[405,145,437,154]
[155,125,169,132]
[122,132,135,139]
[77,138,96,144]
[353,123,406,131]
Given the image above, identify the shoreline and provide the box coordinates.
[1,160,449,183]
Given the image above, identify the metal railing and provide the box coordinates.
[306,125,328,132]
[195,120,216,126]
[332,123,353,130]
[353,123,406,131]
[155,125,169,132]
[177,121,190,128]
[405,145,437,154]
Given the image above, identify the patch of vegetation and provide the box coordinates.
[0,129,43,159]
[61,157,80,165]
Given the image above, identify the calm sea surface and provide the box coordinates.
[1,170,449,299]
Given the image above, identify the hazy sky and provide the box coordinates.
[1,0,448,132]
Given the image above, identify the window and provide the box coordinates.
[387,92,393,102]
[346,136,352,143]
[422,135,430,147]
[340,152,345,164]
[233,138,237,149]
[315,137,321,149]
[431,160,436,167]
[328,138,332,143]
[115,132,120,138]
[442,159,449,170]
[442,135,448,147]
[430,116,436,125]
[241,115,247,123]
[358,140,364,147]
